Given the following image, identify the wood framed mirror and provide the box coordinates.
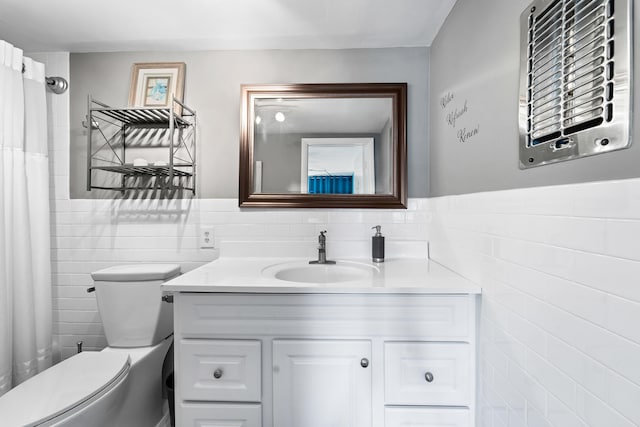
[239,83,407,208]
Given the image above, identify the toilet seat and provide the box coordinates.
[0,351,130,426]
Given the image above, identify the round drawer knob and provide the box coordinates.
[360,358,369,368]
[424,371,434,382]
[213,368,223,379]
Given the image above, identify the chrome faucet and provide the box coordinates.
[309,230,336,265]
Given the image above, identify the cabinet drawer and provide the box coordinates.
[179,339,261,402]
[179,402,261,427]
[385,407,470,427]
[384,342,470,406]
[178,293,471,339]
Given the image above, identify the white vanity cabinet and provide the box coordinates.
[173,292,477,427]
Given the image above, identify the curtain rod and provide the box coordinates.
[21,62,68,94]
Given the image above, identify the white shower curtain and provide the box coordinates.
[0,41,53,397]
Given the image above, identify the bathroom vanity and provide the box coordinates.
[163,258,481,427]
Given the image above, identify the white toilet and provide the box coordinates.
[0,264,180,427]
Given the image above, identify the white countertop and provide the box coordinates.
[162,257,481,294]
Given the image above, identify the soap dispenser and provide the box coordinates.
[371,225,385,263]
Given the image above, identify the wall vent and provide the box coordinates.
[519,0,632,168]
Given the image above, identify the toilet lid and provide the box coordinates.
[0,351,130,426]
[91,263,181,282]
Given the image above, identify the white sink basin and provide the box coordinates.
[262,261,379,284]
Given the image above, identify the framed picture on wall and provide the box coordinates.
[128,62,186,109]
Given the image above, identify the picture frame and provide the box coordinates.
[128,62,186,109]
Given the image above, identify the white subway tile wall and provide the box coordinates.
[35,52,429,361]
[50,197,428,360]
[427,179,640,427]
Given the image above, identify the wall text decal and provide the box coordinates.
[440,91,480,143]
[440,91,454,109]
[457,125,480,143]
[446,100,467,128]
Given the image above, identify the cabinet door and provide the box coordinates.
[273,340,372,427]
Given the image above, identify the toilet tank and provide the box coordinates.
[91,264,180,347]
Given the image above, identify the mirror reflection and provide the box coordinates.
[253,97,393,195]
[239,83,407,209]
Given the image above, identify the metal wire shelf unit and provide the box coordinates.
[86,95,197,195]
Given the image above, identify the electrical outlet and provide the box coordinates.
[200,227,215,249]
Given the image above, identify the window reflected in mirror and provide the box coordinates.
[303,138,374,195]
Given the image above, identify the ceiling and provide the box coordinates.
[0,0,457,52]
[255,98,392,134]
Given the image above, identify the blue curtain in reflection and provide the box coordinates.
[308,175,353,194]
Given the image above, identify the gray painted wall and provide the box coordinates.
[254,132,303,193]
[70,48,428,199]
[429,0,640,196]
